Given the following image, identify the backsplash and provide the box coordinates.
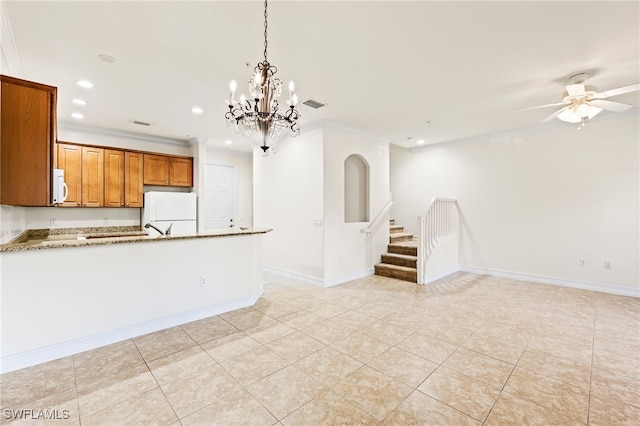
[26,207,140,229]
[0,206,140,244]
[0,205,28,244]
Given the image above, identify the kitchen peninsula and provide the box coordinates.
[0,227,271,373]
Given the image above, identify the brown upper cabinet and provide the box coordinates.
[57,143,83,206]
[56,143,104,207]
[124,152,144,207]
[143,154,193,187]
[104,149,143,208]
[104,149,125,207]
[1,75,57,206]
[81,147,104,207]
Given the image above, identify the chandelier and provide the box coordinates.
[225,0,301,152]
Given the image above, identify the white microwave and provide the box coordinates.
[52,168,68,204]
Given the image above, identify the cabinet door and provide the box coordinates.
[143,154,169,185]
[1,77,55,206]
[169,157,193,187]
[125,152,144,207]
[57,143,83,206]
[82,147,104,207]
[104,149,125,207]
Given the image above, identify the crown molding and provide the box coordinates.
[58,122,190,146]
[409,107,640,153]
[302,119,390,145]
[1,4,24,77]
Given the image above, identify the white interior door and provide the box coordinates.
[205,164,237,229]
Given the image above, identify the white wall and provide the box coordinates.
[253,129,325,281]
[253,122,391,286]
[390,114,639,295]
[323,125,390,284]
[203,144,253,229]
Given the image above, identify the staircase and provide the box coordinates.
[374,219,418,282]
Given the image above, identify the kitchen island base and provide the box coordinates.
[1,231,266,373]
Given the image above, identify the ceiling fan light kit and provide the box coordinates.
[224,0,301,153]
[522,72,639,129]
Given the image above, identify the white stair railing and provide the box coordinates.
[417,198,459,284]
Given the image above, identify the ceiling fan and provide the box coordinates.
[520,73,639,128]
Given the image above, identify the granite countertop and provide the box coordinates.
[0,226,272,252]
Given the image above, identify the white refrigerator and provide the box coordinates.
[142,191,197,236]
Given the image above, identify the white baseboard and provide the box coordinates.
[424,265,460,284]
[262,266,374,288]
[323,268,375,287]
[460,266,639,298]
[0,293,261,374]
[262,265,325,286]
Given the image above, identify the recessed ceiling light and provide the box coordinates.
[98,54,115,63]
[416,139,425,145]
[191,107,203,114]
[71,112,84,119]
[76,80,93,88]
[72,98,87,106]
[224,140,233,145]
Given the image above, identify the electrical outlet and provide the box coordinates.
[579,258,586,267]
[604,261,612,270]
[199,277,207,287]
[50,218,56,227]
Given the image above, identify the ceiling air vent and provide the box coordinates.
[302,99,327,109]
[132,120,151,127]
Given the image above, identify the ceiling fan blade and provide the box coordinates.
[514,102,567,112]
[589,99,633,112]
[592,83,640,99]
[565,84,585,97]
[541,106,570,123]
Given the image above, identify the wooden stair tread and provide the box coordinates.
[389,240,417,247]
[381,252,417,268]
[390,232,412,238]
[375,263,416,272]
[382,252,417,260]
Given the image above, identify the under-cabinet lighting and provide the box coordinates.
[416,139,425,145]
[191,107,203,114]
[224,140,233,145]
[71,112,84,119]
[72,99,88,106]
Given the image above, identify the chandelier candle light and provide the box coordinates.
[225,0,301,152]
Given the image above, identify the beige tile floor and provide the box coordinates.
[1,272,639,425]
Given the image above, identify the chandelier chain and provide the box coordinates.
[263,0,268,62]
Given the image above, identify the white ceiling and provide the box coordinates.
[3,1,639,152]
